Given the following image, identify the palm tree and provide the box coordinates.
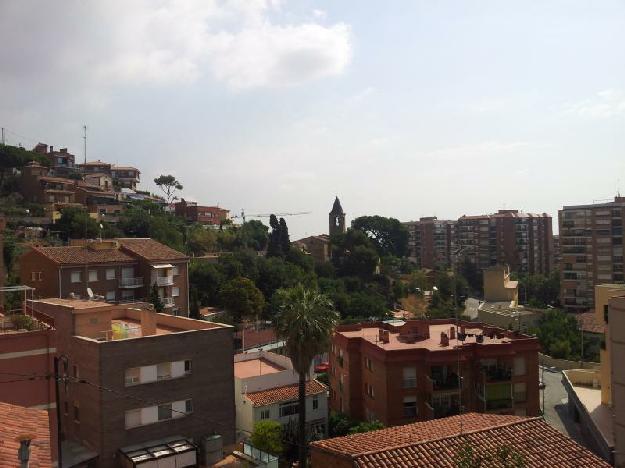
[274,285,339,468]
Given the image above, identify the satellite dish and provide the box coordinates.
[87,288,94,299]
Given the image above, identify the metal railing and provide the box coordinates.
[119,277,144,288]
[155,276,174,287]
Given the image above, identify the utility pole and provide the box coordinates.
[83,125,87,164]
[1,127,5,145]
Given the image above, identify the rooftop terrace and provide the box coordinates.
[336,320,536,352]
[234,358,286,379]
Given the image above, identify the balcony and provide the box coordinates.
[486,398,513,411]
[482,367,512,382]
[433,404,460,419]
[155,276,174,287]
[119,277,143,288]
[162,297,175,307]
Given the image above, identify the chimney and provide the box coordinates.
[440,331,449,347]
[379,328,385,343]
[18,438,31,468]
[450,326,456,340]
[140,309,157,336]
[49,145,53,153]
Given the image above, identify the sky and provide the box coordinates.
[1,0,624,238]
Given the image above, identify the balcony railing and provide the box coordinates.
[483,367,512,382]
[402,377,417,389]
[433,404,460,419]
[486,398,513,411]
[155,276,174,287]
[162,297,175,307]
[119,277,143,288]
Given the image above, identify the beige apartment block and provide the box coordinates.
[559,196,625,312]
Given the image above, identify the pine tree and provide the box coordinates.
[279,217,290,255]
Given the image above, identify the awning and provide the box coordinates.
[152,264,173,269]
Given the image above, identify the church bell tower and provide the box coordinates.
[329,196,346,236]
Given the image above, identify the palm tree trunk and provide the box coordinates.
[298,371,307,468]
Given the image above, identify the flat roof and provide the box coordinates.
[566,378,614,447]
[234,358,286,379]
[33,297,114,310]
[338,321,531,352]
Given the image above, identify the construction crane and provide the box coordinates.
[231,210,311,224]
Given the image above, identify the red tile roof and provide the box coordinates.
[32,245,135,265]
[117,238,188,261]
[245,380,327,407]
[310,413,610,467]
[577,312,605,334]
[0,402,52,467]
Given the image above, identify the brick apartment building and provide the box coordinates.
[559,196,625,311]
[28,298,235,468]
[0,309,57,461]
[403,217,456,270]
[329,320,540,427]
[20,238,190,315]
[174,199,229,226]
[78,161,141,191]
[456,210,553,275]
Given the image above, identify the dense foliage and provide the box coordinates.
[329,412,385,437]
[531,309,600,362]
[516,270,560,307]
[250,420,283,456]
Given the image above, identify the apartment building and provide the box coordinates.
[20,238,190,315]
[329,319,540,427]
[403,217,456,269]
[456,210,553,275]
[234,351,328,441]
[28,298,235,468]
[559,196,625,311]
[111,166,141,190]
[33,142,75,172]
[174,199,229,226]
[562,284,625,464]
[0,308,57,461]
[77,160,112,175]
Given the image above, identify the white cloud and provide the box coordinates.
[565,89,625,119]
[426,140,532,162]
[313,9,327,19]
[0,0,352,98]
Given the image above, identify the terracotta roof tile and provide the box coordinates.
[577,312,605,334]
[117,238,188,261]
[310,413,610,467]
[246,380,327,407]
[0,402,52,468]
[33,245,135,265]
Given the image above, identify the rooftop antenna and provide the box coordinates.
[83,124,87,164]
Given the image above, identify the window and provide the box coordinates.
[403,396,417,418]
[185,399,193,414]
[158,403,172,421]
[184,360,192,373]
[125,367,140,386]
[71,271,81,283]
[173,266,180,276]
[157,362,172,380]
[73,401,80,423]
[403,367,417,388]
[106,268,116,280]
[64,401,69,415]
[31,271,42,281]
[312,396,319,410]
[364,357,373,371]
[125,409,141,429]
[279,401,299,417]
[172,287,180,297]
[605,305,609,324]
[514,383,527,402]
[260,409,270,420]
[88,270,98,282]
[513,357,526,377]
[106,291,115,301]
[73,365,79,379]
[366,383,375,399]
